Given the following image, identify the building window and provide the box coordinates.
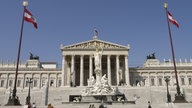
[0,80,4,87]
[189,78,192,85]
[17,80,21,87]
[158,78,162,86]
[50,80,54,87]
[181,78,185,85]
[151,79,155,86]
[9,80,13,87]
[58,80,61,87]
[33,80,37,87]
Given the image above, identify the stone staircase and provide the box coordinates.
[1,103,192,108]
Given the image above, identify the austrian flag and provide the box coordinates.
[24,9,38,29]
[168,11,179,28]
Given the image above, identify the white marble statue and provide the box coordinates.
[94,46,103,71]
[87,76,96,87]
[101,74,108,86]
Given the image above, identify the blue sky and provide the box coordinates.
[0,0,192,67]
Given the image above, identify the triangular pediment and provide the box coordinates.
[61,38,129,50]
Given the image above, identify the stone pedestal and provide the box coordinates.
[81,95,114,102]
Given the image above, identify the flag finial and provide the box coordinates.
[23,1,28,6]
[164,3,168,8]
[94,27,98,36]
[93,27,98,40]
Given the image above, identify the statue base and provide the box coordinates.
[68,94,135,104]
[5,96,21,106]
[173,94,188,103]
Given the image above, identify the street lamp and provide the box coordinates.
[165,76,171,103]
[25,77,33,107]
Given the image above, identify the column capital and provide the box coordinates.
[107,55,111,57]
[116,55,120,58]
[62,55,66,58]
[71,54,75,56]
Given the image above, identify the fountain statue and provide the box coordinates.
[81,46,114,96]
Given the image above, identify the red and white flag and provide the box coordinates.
[168,11,179,28]
[24,8,38,29]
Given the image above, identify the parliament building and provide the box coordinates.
[0,35,192,106]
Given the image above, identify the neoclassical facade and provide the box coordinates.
[60,36,130,87]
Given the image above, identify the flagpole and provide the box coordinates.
[6,1,28,106]
[164,3,187,103]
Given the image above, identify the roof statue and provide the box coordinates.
[29,52,39,60]
[147,53,156,59]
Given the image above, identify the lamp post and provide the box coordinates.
[26,78,33,107]
[165,76,171,103]
[5,1,28,106]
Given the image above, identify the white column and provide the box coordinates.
[5,73,9,89]
[155,73,158,86]
[185,71,189,86]
[170,73,173,86]
[80,55,84,86]
[162,72,166,86]
[178,72,181,87]
[107,55,111,85]
[89,55,93,79]
[71,55,75,86]
[116,55,120,85]
[124,55,130,86]
[39,74,42,89]
[61,55,66,86]
[147,73,150,86]
[47,73,50,87]
[100,55,102,71]
[55,73,58,87]
[22,74,26,89]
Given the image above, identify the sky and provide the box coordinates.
[0,0,192,67]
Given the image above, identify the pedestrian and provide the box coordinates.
[32,103,36,108]
[148,101,152,108]
[28,103,31,108]
[99,104,104,108]
[92,104,95,108]
[89,104,91,108]
[47,103,54,108]
[89,104,95,108]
